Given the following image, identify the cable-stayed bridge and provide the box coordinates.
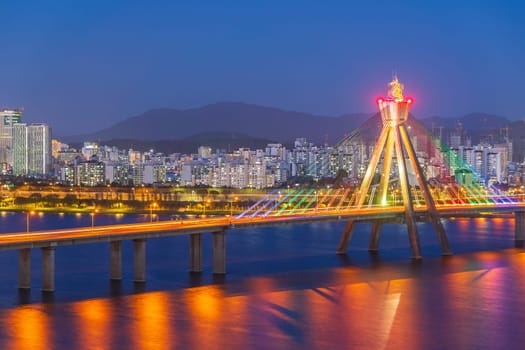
[1,76,523,291]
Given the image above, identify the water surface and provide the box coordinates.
[0,212,523,349]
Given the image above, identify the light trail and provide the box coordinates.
[1,203,523,249]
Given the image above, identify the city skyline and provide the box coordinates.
[1,1,524,136]
[2,3,525,349]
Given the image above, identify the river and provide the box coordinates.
[0,212,523,349]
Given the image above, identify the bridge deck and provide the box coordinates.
[1,204,523,251]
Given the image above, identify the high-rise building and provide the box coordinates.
[143,163,166,184]
[0,108,23,166]
[81,142,99,160]
[28,124,52,175]
[12,124,27,175]
[198,146,212,159]
[12,123,52,176]
[76,159,105,186]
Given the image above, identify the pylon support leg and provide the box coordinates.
[337,220,356,254]
[368,222,382,251]
[393,126,422,259]
[378,130,395,205]
[399,125,452,255]
[336,127,389,255]
[354,126,390,206]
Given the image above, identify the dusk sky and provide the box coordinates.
[1,0,524,136]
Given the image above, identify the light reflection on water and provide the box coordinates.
[131,292,173,350]
[72,298,112,349]
[3,305,52,350]
[2,256,525,349]
[0,214,523,349]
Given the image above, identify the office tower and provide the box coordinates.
[12,123,52,176]
[0,108,23,165]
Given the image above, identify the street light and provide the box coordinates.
[26,210,35,232]
[150,202,158,222]
[203,198,211,216]
[190,190,196,210]
[91,208,99,230]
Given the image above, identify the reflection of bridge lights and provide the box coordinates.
[26,210,36,232]
[91,208,99,230]
[150,202,158,222]
[6,304,51,349]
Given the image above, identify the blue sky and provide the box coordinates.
[1,0,524,135]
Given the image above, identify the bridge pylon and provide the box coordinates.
[336,76,452,258]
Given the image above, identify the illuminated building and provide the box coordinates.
[12,123,52,176]
[60,165,75,184]
[105,162,131,186]
[12,124,27,175]
[0,108,23,165]
[129,149,142,164]
[131,163,144,185]
[198,146,212,159]
[81,142,99,160]
[143,163,166,184]
[52,139,69,159]
[76,159,105,186]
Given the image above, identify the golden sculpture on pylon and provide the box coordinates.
[388,75,404,100]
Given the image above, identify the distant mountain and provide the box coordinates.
[70,132,279,154]
[61,102,525,160]
[62,102,371,145]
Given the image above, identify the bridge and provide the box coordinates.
[1,76,522,292]
[1,201,524,292]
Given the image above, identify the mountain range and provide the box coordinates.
[63,102,370,145]
[62,102,524,159]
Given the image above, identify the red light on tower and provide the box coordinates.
[376,97,384,105]
[406,97,414,104]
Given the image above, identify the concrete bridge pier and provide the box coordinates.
[18,248,31,289]
[42,247,55,292]
[213,231,226,274]
[189,233,202,272]
[515,211,525,247]
[133,239,146,282]
[110,241,122,280]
